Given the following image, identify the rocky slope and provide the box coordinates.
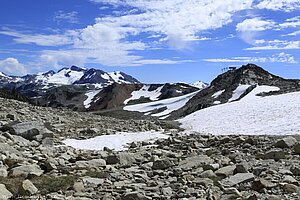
[170,64,300,119]
[0,96,300,199]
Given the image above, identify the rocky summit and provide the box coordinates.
[0,94,299,200]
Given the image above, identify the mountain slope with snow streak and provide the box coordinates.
[179,85,300,135]
[124,90,200,119]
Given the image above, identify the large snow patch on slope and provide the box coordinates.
[124,90,199,119]
[179,86,300,135]
[62,131,168,151]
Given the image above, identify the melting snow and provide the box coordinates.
[178,85,300,135]
[124,90,199,118]
[228,85,251,102]
[84,90,101,108]
[124,85,163,105]
[62,131,169,151]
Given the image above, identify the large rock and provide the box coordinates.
[152,159,173,170]
[275,137,297,148]
[0,184,13,200]
[121,192,150,200]
[1,121,53,141]
[10,164,44,177]
[264,150,285,161]
[106,152,137,167]
[220,173,255,187]
[178,155,213,171]
[76,159,106,168]
[21,180,38,195]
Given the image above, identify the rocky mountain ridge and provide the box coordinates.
[169,64,300,119]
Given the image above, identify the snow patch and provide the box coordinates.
[62,131,169,151]
[212,90,225,98]
[124,85,163,105]
[84,90,101,108]
[124,90,199,118]
[228,85,251,102]
[178,86,299,135]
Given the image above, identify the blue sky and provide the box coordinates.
[0,0,299,83]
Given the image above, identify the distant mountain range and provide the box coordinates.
[0,66,206,112]
[1,64,296,120]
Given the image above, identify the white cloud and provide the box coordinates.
[279,16,300,28]
[283,30,300,36]
[256,0,300,12]
[0,58,28,75]
[204,52,297,63]
[0,30,72,46]
[236,17,276,44]
[94,0,253,49]
[53,11,79,24]
[245,39,300,50]
[1,0,256,68]
[236,17,276,32]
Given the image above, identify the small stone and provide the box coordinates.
[6,114,15,121]
[73,181,85,192]
[236,162,249,173]
[283,175,298,185]
[224,187,241,197]
[215,165,236,177]
[162,187,173,196]
[294,143,300,155]
[200,170,216,178]
[0,168,8,177]
[82,177,104,186]
[291,165,300,176]
[251,179,276,192]
[275,137,297,148]
[283,184,300,194]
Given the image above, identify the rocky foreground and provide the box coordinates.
[0,97,300,199]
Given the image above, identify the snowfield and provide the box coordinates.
[179,86,300,135]
[83,90,101,108]
[124,85,163,105]
[62,131,169,151]
[124,90,199,119]
[228,84,251,102]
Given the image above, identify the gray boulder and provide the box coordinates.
[0,184,13,200]
[275,137,297,148]
[10,164,44,177]
[121,192,150,200]
[21,180,38,195]
[220,173,255,187]
[152,159,173,170]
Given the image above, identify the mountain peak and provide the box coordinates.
[70,66,86,72]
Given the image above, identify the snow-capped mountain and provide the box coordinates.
[25,66,140,87]
[0,66,201,112]
[192,81,208,89]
